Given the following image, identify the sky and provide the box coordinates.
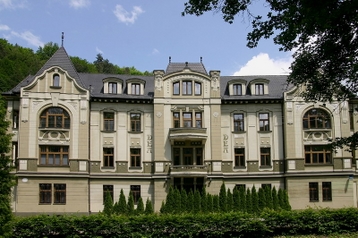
[0,0,293,76]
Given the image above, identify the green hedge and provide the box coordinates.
[7,208,358,238]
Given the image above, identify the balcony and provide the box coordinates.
[169,128,207,144]
[170,164,208,175]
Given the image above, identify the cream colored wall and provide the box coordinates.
[14,177,88,214]
[287,176,355,210]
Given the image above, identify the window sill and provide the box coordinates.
[258,130,272,133]
[232,131,246,134]
[101,166,115,169]
[234,166,246,169]
[309,200,319,202]
[39,203,51,205]
[259,166,272,169]
[304,164,332,166]
[50,86,62,89]
[101,130,116,133]
[53,203,66,205]
[128,131,143,134]
[38,165,70,167]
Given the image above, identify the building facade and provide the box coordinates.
[3,47,358,215]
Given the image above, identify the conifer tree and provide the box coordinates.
[173,188,182,213]
[283,189,292,211]
[238,186,246,212]
[226,188,233,212]
[118,189,127,215]
[127,192,135,216]
[187,190,194,213]
[207,193,213,213]
[272,187,279,210]
[246,188,252,214]
[180,189,188,213]
[193,189,201,213]
[213,194,220,212]
[201,186,208,213]
[251,186,259,214]
[113,201,119,215]
[165,186,176,213]
[103,191,113,216]
[233,187,240,212]
[160,200,166,214]
[136,197,144,215]
[219,183,227,212]
[278,188,284,210]
[258,188,266,211]
[265,186,273,210]
[145,198,154,215]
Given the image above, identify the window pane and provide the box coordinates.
[173,82,180,95]
[195,82,201,95]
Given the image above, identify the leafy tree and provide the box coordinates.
[182,0,358,148]
[145,198,154,215]
[219,183,227,212]
[93,53,117,74]
[36,42,59,61]
[70,56,97,73]
[136,197,144,215]
[102,191,113,216]
[0,96,15,236]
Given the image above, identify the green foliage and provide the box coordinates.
[258,187,266,211]
[118,189,127,215]
[193,189,201,213]
[251,186,259,214]
[10,208,358,237]
[0,96,15,236]
[246,188,252,214]
[212,194,219,212]
[180,189,188,213]
[272,186,279,211]
[238,186,246,212]
[187,190,194,213]
[226,188,233,212]
[265,186,273,210]
[232,187,240,212]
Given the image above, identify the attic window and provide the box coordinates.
[108,82,117,94]
[228,79,246,96]
[255,83,264,95]
[53,74,60,87]
[172,80,202,96]
[233,84,242,95]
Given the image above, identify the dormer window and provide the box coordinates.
[103,78,123,94]
[228,79,246,96]
[172,80,202,96]
[53,74,60,87]
[127,79,145,95]
[255,83,264,95]
[249,78,269,95]
[108,82,117,94]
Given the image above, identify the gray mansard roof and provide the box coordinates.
[3,47,292,100]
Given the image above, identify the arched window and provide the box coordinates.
[303,108,331,129]
[40,107,70,129]
[53,74,60,87]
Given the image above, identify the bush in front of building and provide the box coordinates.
[7,207,358,237]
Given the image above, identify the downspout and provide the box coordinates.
[281,98,287,190]
[88,86,91,214]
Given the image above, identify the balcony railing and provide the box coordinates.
[170,165,208,173]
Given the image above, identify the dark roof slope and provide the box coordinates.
[221,75,292,100]
[165,62,207,75]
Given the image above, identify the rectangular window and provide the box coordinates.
[309,182,319,202]
[195,112,202,128]
[103,185,114,203]
[130,148,141,167]
[131,83,140,95]
[234,148,245,167]
[173,82,180,95]
[39,146,69,166]
[255,83,264,95]
[183,148,193,165]
[130,185,141,204]
[130,113,141,132]
[13,110,19,129]
[196,148,203,165]
[173,148,181,165]
[182,81,192,95]
[195,82,201,95]
[305,145,331,164]
[39,183,52,204]
[54,184,66,204]
[173,112,180,128]
[53,74,60,87]
[103,112,114,131]
[260,148,271,166]
[233,113,244,132]
[259,113,270,131]
[183,112,192,127]
[103,148,114,167]
[322,182,332,201]
[108,82,117,94]
[233,84,242,95]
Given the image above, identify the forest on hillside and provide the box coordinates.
[0,39,151,92]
